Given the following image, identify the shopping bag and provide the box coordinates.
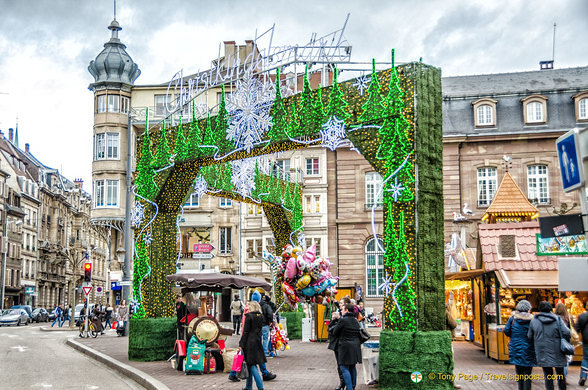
[231,350,244,372]
[111,321,118,330]
[238,360,249,379]
[185,336,206,375]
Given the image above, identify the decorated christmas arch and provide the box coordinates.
[131,56,452,388]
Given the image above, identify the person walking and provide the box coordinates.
[328,310,345,390]
[104,305,113,330]
[249,291,277,380]
[555,302,573,379]
[92,303,105,335]
[575,301,588,387]
[528,301,570,390]
[257,292,273,357]
[61,305,71,327]
[332,303,362,390]
[239,300,266,390]
[51,305,62,327]
[231,294,244,335]
[504,300,536,390]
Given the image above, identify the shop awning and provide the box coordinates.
[167,272,272,291]
[495,269,559,289]
[445,269,487,280]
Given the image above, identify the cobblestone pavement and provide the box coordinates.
[76,329,585,390]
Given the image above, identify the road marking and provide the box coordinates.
[30,383,53,388]
[85,386,100,389]
[11,345,29,352]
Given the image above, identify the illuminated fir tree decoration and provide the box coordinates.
[187,101,203,159]
[297,66,317,137]
[174,116,189,162]
[288,102,300,138]
[267,68,289,143]
[135,116,159,200]
[202,114,215,157]
[153,120,172,168]
[314,85,327,129]
[132,234,149,319]
[211,86,234,156]
[358,59,385,123]
[325,68,350,123]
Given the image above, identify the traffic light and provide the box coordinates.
[84,262,92,282]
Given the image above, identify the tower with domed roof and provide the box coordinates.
[88,16,140,286]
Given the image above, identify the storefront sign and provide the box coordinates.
[539,214,584,238]
[193,243,214,253]
[25,286,35,295]
[110,282,121,291]
[536,234,588,255]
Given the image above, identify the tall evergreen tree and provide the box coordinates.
[297,67,317,137]
[267,69,289,143]
[153,120,172,168]
[174,116,189,162]
[358,59,386,123]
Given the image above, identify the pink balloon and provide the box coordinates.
[303,244,317,263]
[285,257,297,280]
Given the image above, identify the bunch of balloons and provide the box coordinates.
[271,322,290,351]
[264,244,338,307]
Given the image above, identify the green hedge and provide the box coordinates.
[379,330,454,389]
[128,317,177,361]
[281,311,305,340]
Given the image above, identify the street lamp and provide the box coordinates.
[1,217,22,311]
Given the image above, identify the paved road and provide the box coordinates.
[0,322,144,389]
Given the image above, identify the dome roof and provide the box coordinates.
[88,20,140,90]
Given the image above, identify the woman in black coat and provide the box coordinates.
[504,300,536,390]
[328,310,345,390]
[239,301,266,390]
[332,303,362,390]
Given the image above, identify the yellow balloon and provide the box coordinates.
[292,246,303,256]
[296,274,311,289]
[285,345,290,350]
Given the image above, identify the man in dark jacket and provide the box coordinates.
[575,302,588,386]
[528,301,570,390]
[258,293,274,357]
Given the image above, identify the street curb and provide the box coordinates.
[66,337,170,390]
[40,326,78,332]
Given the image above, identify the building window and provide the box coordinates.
[94,133,119,160]
[365,172,383,208]
[96,95,106,113]
[219,227,232,254]
[184,192,200,207]
[305,237,321,256]
[366,237,385,297]
[472,98,497,127]
[107,94,120,112]
[273,159,291,180]
[155,94,169,116]
[498,235,518,259]
[94,180,119,208]
[573,92,588,122]
[220,198,232,207]
[306,158,319,175]
[477,167,498,207]
[121,96,130,114]
[521,95,548,124]
[246,239,263,260]
[265,238,276,255]
[247,204,262,215]
[527,165,549,204]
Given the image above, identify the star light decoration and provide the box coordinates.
[227,72,275,153]
[320,115,347,151]
[378,272,395,296]
[193,175,209,199]
[131,201,145,226]
[353,74,371,95]
[387,177,406,202]
[231,158,257,198]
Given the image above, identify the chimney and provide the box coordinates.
[8,128,13,142]
[74,178,84,189]
[25,143,29,153]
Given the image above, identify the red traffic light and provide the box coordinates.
[84,263,92,271]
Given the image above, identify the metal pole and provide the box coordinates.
[122,111,133,335]
[1,205,7,311]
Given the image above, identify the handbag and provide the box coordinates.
[231,350,244,372]
[359,328,370,344]
[557,317,575,355]
[238,360,249,379]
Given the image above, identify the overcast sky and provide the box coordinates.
[0,0,587,192]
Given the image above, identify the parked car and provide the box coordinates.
[10,305,32,322]
[0,309,29,326]
[74,304,85,322]
[31,308,49,323]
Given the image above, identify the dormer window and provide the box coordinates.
[572,91,588,122]
[521,95,548,124]
[472,98,497,127]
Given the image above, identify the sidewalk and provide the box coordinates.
[68,329,585,390]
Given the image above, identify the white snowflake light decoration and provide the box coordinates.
[297,231,306,248]
[378,272,394,296]
[143,230,153,246]
[387,177,406,202]
[193,175,208,199]
[353,74,371,95]
[231,158,256,198]
[227,72,275,153]
[320,116,347,151]
[131,201,145,226]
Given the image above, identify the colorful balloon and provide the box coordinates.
[296,274,311,290]
[303,244,317,263]
[285,257,298,280]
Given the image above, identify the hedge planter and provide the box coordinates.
[128,317,176,361]
[379,330,454,389]
[281,311,305,340]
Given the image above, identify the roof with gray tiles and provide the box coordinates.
[442,66,588,136]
